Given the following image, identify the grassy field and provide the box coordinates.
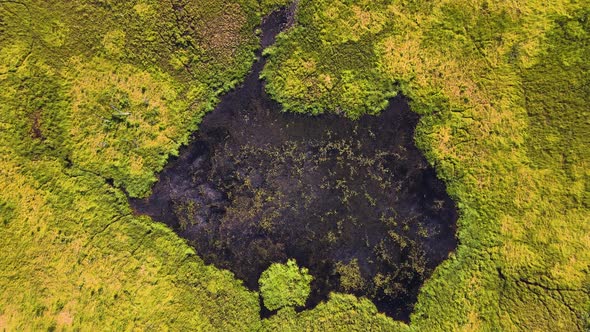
[0,0,268,329]
[0,0,588,330]
[262,0,590,330]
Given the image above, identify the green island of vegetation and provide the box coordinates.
[0,0,588,330]
[259,259,313,311]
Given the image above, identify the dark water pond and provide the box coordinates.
[130,8,457,322]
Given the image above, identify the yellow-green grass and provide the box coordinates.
[0,0,588,330]
[261,0,590,330]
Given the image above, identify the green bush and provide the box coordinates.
[259,259,313,311]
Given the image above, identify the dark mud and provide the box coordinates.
[130,8,457,322]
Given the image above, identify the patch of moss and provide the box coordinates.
[259,260,313,311]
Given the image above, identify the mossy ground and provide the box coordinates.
[262,0,590,330]
[0,0,588,330]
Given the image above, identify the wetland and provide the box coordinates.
[131,8,458,321]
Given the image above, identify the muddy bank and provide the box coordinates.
[130,8,457,321]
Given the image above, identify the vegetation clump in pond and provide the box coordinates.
[259,259,313,311]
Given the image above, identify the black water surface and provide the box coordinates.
[130,8,457,322]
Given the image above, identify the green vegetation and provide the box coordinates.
[0,0,588,331]
[263,294,410,331]
[0,0,266,329]
[261,0,397,119]
[262,0,590,330]
[0,1,394,330]
[259,259,313,311]
[1,0,267,197]
[335,259,365,292]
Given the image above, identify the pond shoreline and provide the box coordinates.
[130,7,458,322]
